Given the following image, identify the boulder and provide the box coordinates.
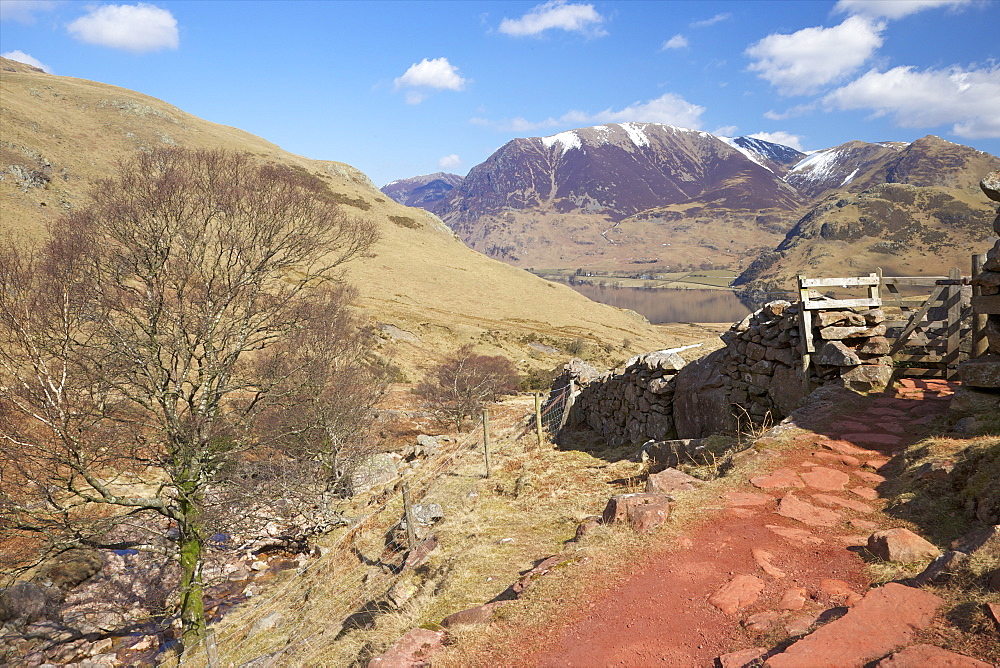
[441,600,507,628]
[867,528,939,563]
[350,453,399,495]
[367,628,445,668]
[0,582,63,627]
[602,492,672,533]
[673,348,733,438]
[34,549,103,590]
[645,467,701,494]
[838,364,893,391]
[815,341,861,367]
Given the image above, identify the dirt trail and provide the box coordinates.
[523,378,958,667]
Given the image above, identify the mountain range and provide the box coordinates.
[383,123,1000,288]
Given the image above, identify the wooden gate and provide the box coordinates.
[880,267,969,380]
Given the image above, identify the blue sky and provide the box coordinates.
[2,0,998,187]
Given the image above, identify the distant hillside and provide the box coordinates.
[0,58,692,375]
[427,123,804,271]
[389,124,999,283]
[381,172,462,216]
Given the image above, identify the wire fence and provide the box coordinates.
[183,384,576,666]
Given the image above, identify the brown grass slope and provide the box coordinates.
[0,58,692,376]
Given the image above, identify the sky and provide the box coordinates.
[2,0,998,187]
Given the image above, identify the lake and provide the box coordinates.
[566,284,765,324]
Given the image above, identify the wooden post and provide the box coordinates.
[534,391,543,449]
[482,408,491,478]
[402,483,417,549]
[205,629,219,668]
[558,379,576,431]
[944,266,962,379]
[797,276,814,395]
[972,253,988,359]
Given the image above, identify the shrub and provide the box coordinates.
[416,345,519,431]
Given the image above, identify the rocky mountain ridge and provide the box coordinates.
[384,125,999,284]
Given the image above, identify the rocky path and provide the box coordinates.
[524,379,990,667]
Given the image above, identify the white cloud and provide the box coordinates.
[394,58,468,104]
[691,12,732,28]
[748,131,805,151]
[763,103,817,121]
[661,34,688,51]
[746,16,885,96]
[0,1,55,24]
[439,154,461,169]
[835,0,972,19]
[824,65,1000,138]
[713,125,739,136]
[67,3,179,53]
[471,92,706,133]
[498,0,606,37]
[1,49,52,72]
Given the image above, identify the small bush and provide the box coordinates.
[415,345,519,431]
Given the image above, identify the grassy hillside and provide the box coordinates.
[0,58,705,377]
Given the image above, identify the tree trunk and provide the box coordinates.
[177,501,207,651]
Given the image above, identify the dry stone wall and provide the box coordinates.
[559,300,895,444]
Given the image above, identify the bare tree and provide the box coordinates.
[0,148,381,650]
[416,345,519,431]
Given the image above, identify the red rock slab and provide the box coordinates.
[726,490,775,507]
[784,611,821,636]
[718,647,770,668]
[744,610,781,632]
[368,628,445,667]
[867,407,907,418]
[835,420,873,433]
[750,468,805,489]
[877,421,906,435]
[875,644,994,667]
[822,440,880,457]
[865,457,890,470]
[766,524,825,545]
[819,578,856,599]
[777,493,843,527]
[849,518,878,531]
[708,574,765,614]
[812,451,861,467]
[752,548,786,579]
[840,432,903,449]
[812,493,874,513]
[855,470,886,485]
[765,583,943,668]
[851,486,879,500]
[778,587,808,611]
[986,602,1000,631]
[800,467,851,492]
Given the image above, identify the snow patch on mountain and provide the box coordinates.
[787,149,843,182]
[620,122,650,148]
[541,130,582,152]
[840,168,859,186]
[720,137,770,172]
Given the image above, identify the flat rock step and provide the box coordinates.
[765,583,942,668]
